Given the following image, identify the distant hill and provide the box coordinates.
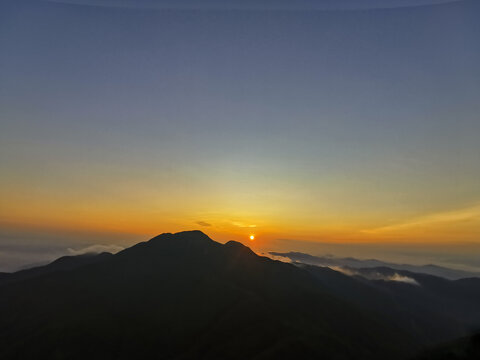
[0,252,113,286]
[270,251,480,280]
[300,264,480,346]
[0,231,479,359]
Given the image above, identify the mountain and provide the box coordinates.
[1,231,479,359]
[270,251,480,280]
[0,231,418,360]
[300,264,480,346]
[355,267,480,328]
[0,252,113,286]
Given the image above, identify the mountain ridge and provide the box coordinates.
[271,251,480,280]
[1,231,479,359]
[0,230,418,360]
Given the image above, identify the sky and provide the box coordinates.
[1,0,480,271]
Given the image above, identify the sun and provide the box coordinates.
[249,235,255,241]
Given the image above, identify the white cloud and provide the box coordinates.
[388,273,419,285]
[231,221,257,228]
[329,266,420,286]
[67,244,124,256]
[261,252,292,263]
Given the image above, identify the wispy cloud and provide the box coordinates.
[261,252,292,263]
[196,221,212,227]
[388,273,420,285]
[231,221,256,228]
[331,266,420,286]
[67,244,124,256]
[364,204,480,234]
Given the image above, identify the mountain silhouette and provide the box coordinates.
[0,252,113,286]
[301,264,480,346]
[270,251,480,280]
[1,231,479,359]
[0,231,419,360]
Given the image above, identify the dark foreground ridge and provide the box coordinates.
[0,231,479,360]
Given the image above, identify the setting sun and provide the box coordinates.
[249,235,255,240]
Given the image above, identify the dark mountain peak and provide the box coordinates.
[223,240,257,256]
[149,230,213,244]
[224,240,246,248]
[132,232,260,259]
[120,230,221,260]
[146,230,217,249]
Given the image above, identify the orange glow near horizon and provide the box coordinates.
[1,173,480,247]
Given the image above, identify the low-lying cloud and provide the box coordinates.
[388,273,420,285]
[67,244,124,256]
[332,266,420,286]
[262,252,292,263]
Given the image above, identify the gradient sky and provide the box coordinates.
[1,0,480,270]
